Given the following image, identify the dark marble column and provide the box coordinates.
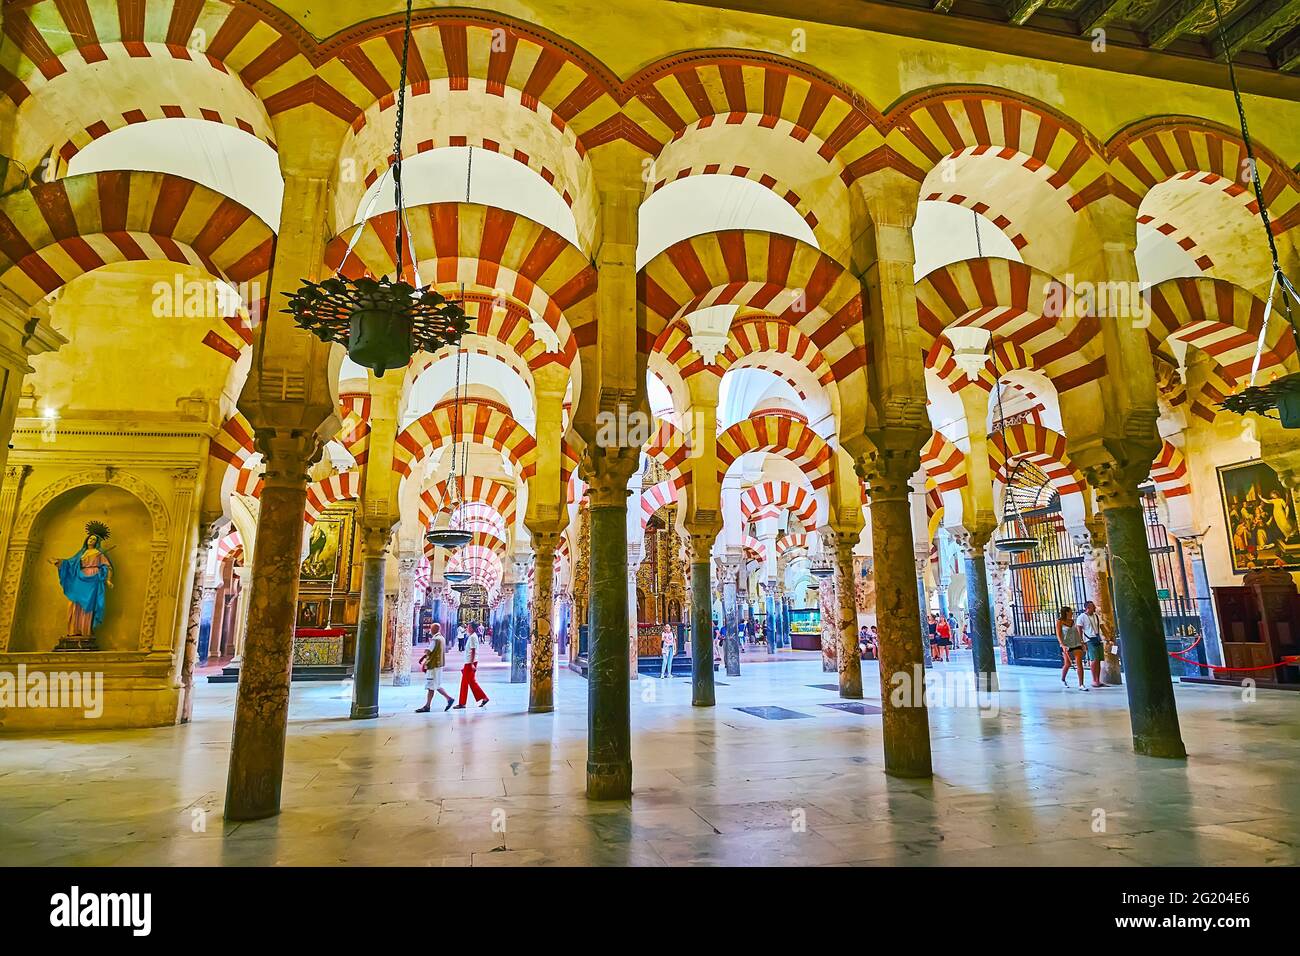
[688,532,716,706]
[225,432,316,821]
[957,532,998,692]
[511,572,529,683]
[529,534,559,712]
[764,582,776,652]
[1091,463,1186,759]
[867,462,933,779]
[584,449,638,800]
[351,522,392,720]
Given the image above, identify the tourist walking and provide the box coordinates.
[1056,606,1088,690]
[415,623,454,712]
[454,622,490,709]
[935,614,952,661]
[1077,600,1105,687]
[659,624,675,678]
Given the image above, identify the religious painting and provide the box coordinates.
[298,600,322,628]
[1217,459,1300,574]
[301,517,345,583]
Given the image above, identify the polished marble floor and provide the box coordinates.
[2,657,1298,866]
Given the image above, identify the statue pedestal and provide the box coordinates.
[53,637,98,652]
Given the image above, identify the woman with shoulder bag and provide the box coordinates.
[1056,606,1088,691]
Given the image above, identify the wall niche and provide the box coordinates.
[12,484,153,653]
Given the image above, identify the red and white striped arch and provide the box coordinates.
[988,422,1086,500]
[304,472,361,525]
[638,478,681,529]
[1146,276,1297,385]
[716,415,834,491]
[327,204,592,366]
[638,232,863,388]
[0,171,274,311]
[915,257,1104,395]
[739,480,819,532]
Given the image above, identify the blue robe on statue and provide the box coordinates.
[57,546,111,632]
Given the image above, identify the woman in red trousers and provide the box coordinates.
[454,622,490,709]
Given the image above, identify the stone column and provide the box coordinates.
[1087,457,1186,758]
[687,531,717,707]
[198,585,218,664]
[763,580,777,651]
[583,447,639,800]
[529,532,560,712]
[989,550,1013,664]
[865,456,933,779]
[1179,536,1223,668]
[224,431,318,821]
[913,552,932,671]
[830,531,863,698]
[627,543,642,681]
[817,565,838,672]
[719,552,742,676]
[391,552,419,687]
[180,536,215,723]
[229,565,253,665]
[351,521,393,719]
[511,556,530,684]
[955,529,998,692]
[1075,516,1122,685]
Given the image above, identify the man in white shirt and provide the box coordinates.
[454,623,489,708]
[1076,600,1104,688]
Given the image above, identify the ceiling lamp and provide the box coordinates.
[992,378,1038,556]
[444,570,471,583]
[424,342,475,550]
[1206,0,1300,426]
[283,0,467,376]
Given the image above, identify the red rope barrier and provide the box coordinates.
[1168,634,1296,673]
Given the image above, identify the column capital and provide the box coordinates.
[1083,447,1156,511]
[358,519,395,558]
[951,525,994,558]
[580,444,640,508]
[253,427,321,491]
[530,528,562,558]
[859,439,925,503]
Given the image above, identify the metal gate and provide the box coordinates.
[1007,500,1088,666]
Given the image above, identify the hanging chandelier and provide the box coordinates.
[1206,0,1300,427]
[425,340,475,550]
[444,570,472,583]
[283,0,467,377]
[992,378,1038,555]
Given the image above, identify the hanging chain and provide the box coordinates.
[1211,0,1299,349]
[391,0,414,278]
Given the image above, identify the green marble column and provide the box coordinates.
[510,574,529,683]
[225,434,314,821]
[585,451,637,800]
[350,523,391,720]
[1102,500,1186,758]
[868,479,933,778]
[962,538,998,692]
[689,542,716,706]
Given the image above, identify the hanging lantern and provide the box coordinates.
[425,333,475,550]
[992,380,1038,556]
[284,0,466,376]
[286,275,467,377]
[444,570,471,584]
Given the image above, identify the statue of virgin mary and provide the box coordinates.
[51,520,114,643]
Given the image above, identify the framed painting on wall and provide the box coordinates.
[301,516,346,583]
[1217,459,1300,573]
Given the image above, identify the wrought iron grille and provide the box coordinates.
[1008,500,1087,637]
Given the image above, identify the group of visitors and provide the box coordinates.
[926,613,956,661]
[414,622,490,713]
[857,624,879,659]
[1055,601,1106,690]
